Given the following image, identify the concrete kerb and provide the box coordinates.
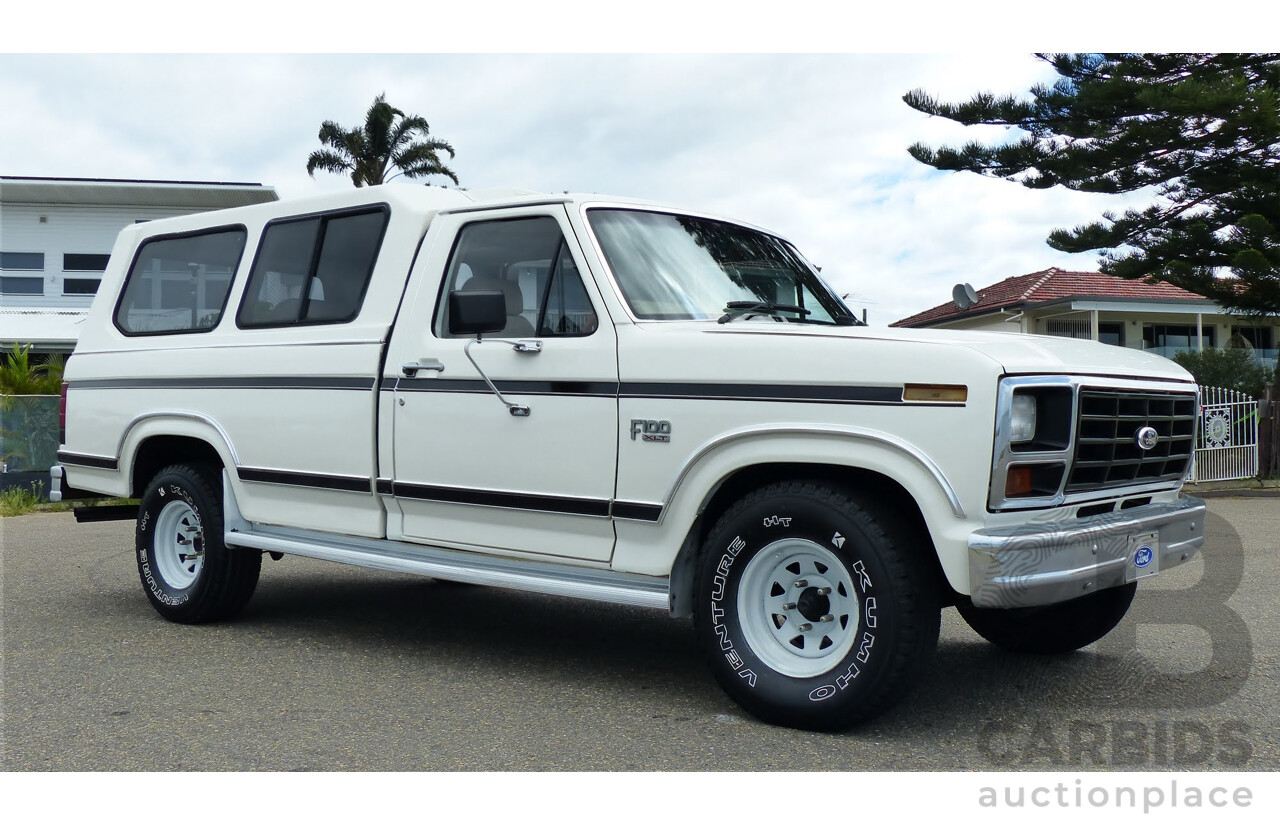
[1185,478,1280,498]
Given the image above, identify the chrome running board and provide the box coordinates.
[221,474,669,611]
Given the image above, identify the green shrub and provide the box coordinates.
[0,343,64,395]
[1173,348,1275,398]
[1,482,45,517]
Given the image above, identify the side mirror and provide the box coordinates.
[448,290,506,338]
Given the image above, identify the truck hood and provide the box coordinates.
[699,323,1196,383]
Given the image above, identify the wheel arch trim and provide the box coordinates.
[117,411,241,494]
[665,424,965,520]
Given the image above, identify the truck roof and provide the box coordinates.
[112,185,686,238]
[108,185,781,256]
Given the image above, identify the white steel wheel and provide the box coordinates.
[136,463,261,623]
[696,481,941,730]
[736,538,859,678]
[151,498,205,589]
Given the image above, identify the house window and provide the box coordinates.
[1098,322,1125,347]
[63,253,110,272]
[64,278,102,296]
[0,276,44,295]
[1143,324,1215,350]
[1232,325,1274,350]
[0,252,44,271]
[1045,318,1091,339]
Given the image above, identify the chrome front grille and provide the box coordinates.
[1067,390,1197,492]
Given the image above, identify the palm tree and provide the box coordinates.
[306,93,459,187]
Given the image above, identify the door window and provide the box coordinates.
[435,217,597,338]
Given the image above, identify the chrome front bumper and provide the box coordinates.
[967,496,1205,608]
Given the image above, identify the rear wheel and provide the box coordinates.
[694,481,940,731]
[136,463,261,623]
[956,582,1137,654]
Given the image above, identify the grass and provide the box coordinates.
[1,482,46,517]
[0,481,136,517]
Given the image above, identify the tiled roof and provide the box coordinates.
[891,268,1211,328]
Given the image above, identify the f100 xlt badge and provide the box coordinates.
[631,419,672,442]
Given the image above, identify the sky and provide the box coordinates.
[0,19,1221,326]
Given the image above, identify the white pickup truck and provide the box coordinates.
[52,186,1205,730]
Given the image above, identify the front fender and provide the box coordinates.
[611,425,972,594]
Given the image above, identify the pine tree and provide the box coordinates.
[904,54,1280,316]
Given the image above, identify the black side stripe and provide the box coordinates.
[384,378,906,405]
[387,481,662,521]
[621,382,903,404]
[69,377,375,391]
[394,378,620,396]
[92,460,666,521]
[237,467,373,493]
[56,451,119,470]
[69,375,905,404]
[611,501,664,522]
[391,482,611,516]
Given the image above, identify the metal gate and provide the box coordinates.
[1193,386,1259,482]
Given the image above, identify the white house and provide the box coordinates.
[0,176,278,354]
[892,267,1279,367]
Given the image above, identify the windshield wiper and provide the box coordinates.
[718,301,812,324]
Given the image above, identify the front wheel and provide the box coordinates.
[694,481,940,731]
[956,582,1137,654]
[136,463,261,623]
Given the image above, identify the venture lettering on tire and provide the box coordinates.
[136,464,261,624]
[695,480,940,731]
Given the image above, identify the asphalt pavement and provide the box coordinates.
[2,497,1276,771]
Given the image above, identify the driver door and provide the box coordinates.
[385,206,619,562]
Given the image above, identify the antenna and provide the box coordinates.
[952,282,979,310]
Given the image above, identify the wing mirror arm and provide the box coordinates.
[463,338,531,417]
[446,289,537,417]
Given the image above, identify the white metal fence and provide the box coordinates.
[1192,385,1259,482]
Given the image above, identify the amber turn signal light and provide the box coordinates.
[1005,466,1034,497]
[902,384,968,403]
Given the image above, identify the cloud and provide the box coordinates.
[0,53,1142,325]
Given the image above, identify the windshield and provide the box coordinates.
[587,209,853,324]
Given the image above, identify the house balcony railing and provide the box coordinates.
[1144,346,1278,366]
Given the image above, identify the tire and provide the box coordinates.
[136,463,261,623]
[694,481,940,731]
[956,582,1136,654]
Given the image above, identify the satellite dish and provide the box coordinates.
[952,282,979,310]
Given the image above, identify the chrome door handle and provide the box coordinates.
[402,360,445,376]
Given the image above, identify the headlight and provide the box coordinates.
[1010,393,1037,443]
[989,377,1077,511]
